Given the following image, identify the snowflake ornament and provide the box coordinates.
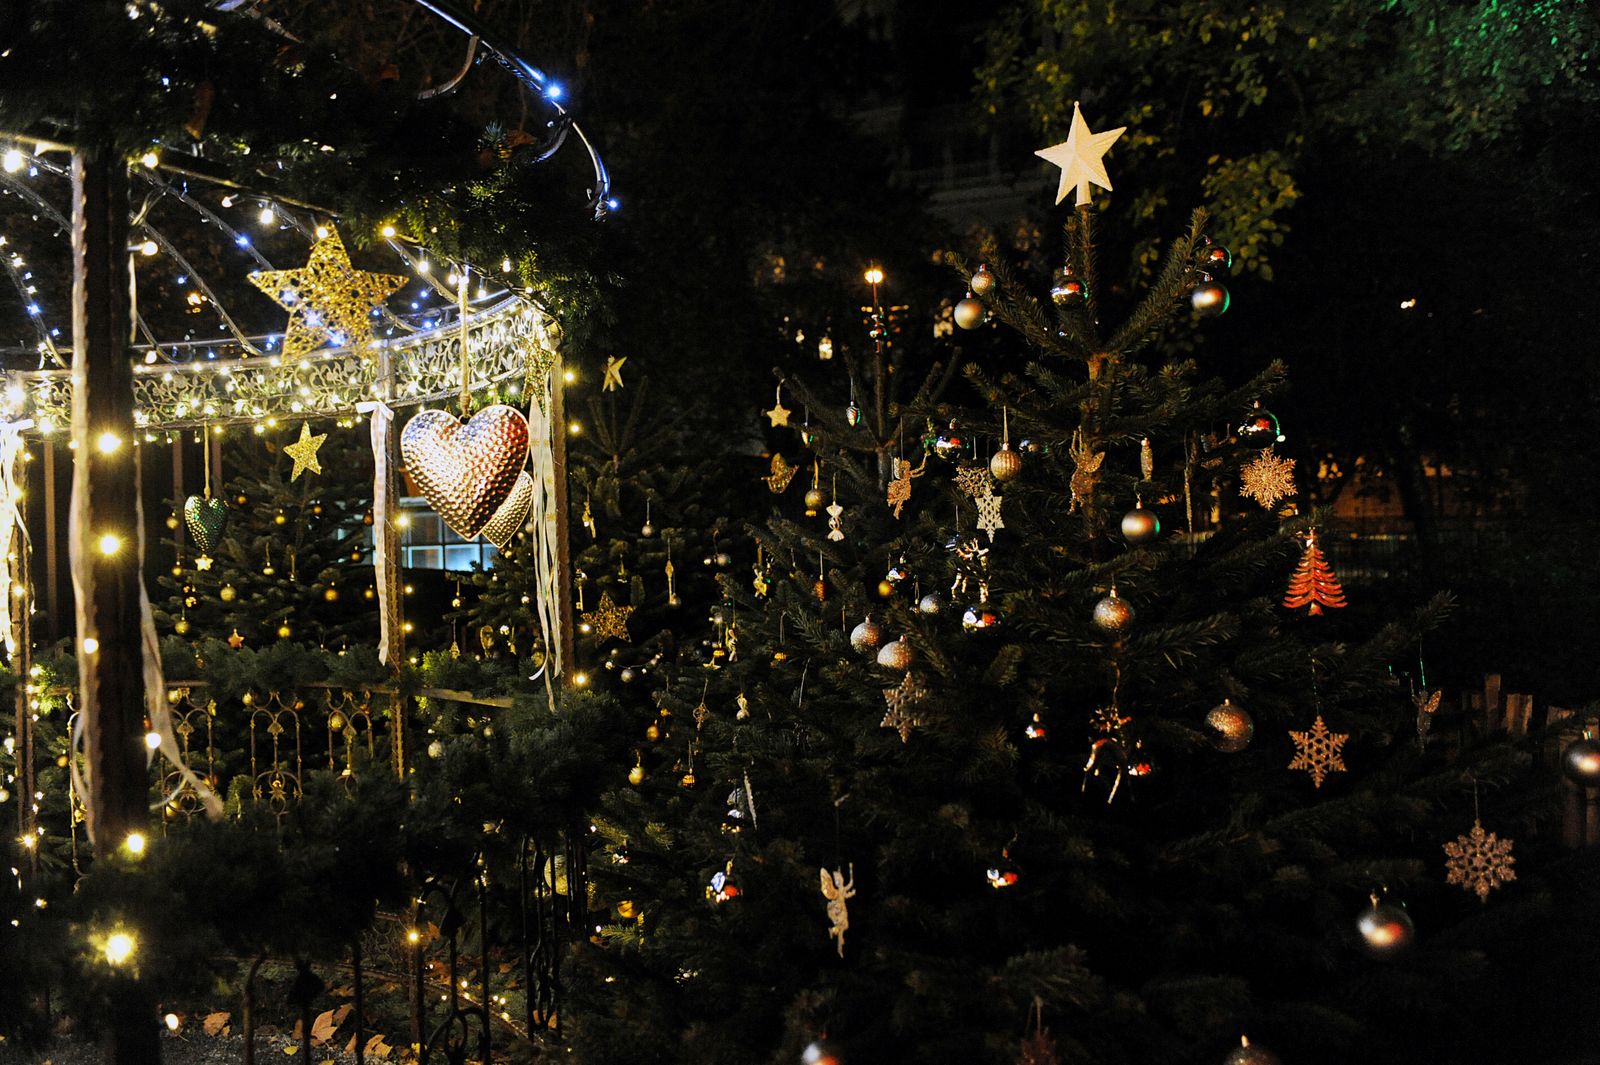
[881,671,928,742]
[1287,714,1348,788]
[1444,818,1516,902]
[1240,450,1297,509]
[975,489,1005,542]
[953,465,992,498]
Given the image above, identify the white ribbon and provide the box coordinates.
[0,418,32,659]
[526,368,563,686]
[357,400,397,666]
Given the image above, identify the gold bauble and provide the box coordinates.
[276,623,292,639]
[165,514,180,530]
[1205,698,1254,753]
[628,765,646,786]
[234,493,248,506]
[875,636,914,670]
[170,565,182,577]
[174,618,191,635]
[219,584,237,603]
[804,487,825,510]
[989,446,1023,482]
[362,512,374,526]
[1092,590,1135,634]
[323,587,339,602]
[679,771,697,788]
[954,296,985,330]
[1121,505,1161,545]
[364,587,376,601]
[877,579,895,598]
[645,723,661,742]
[273,511,287,526]
[311,504,324,517]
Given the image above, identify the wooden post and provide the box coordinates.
[549,360,576,686]
[69,148,158,1065]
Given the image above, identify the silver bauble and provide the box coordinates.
[969,264,995,295]
[1564,737,1600,784]
[1092,589,1135,634]
[1358,898,1415,959]
[918,592,945,615]
[1191,280,1230,317]
[641,521,655,537]
[1205,699,1254,753]
[427,739,445,760]
[989,446,1023,482]
[850,618,884,653]
[1121,505,1160,545]
[1223,1037,1281,1065]
[876,636,914,670]
[620,667,637,683]
[953,297,985,330]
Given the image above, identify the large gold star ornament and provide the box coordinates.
[1035,102,1127,207]
[248,229,407,359]
[283,422,327,481]
[582,591,634,643]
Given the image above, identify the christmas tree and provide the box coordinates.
[158,424,377,650]
[568,121,1539,1065]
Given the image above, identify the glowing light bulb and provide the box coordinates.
[82,636,99,654]
[315,225,330,239]
[104,932,135,965]
[864,266,885,286]
[144,731,162,751]
[381,224,397,238]
[1,149,24,174]
[139,240,158,256]
[258,206,276,225]
[124,831,147,856]
[139,151,159,169]
[97,533,122,556]
[95,431,121,454]
[164,1014,180,1032]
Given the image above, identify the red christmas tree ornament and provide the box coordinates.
[1283,532,1347,615]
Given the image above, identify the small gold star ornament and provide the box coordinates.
[283,422,327,481]
[582,591,634,643]
[1034,102,1127,207]
[765,385,792,428]
[602,355,627,392]
[248,229,406,359]
[194,554,214,572]
[227,629,245,649]
[1288,714,1348,788]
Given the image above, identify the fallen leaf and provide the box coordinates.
[333,1004,353,1027]
[283,1046,300,1056]
[310,1010,337,1046]
[365,1034,391,1060]
[203,1012,231,1037]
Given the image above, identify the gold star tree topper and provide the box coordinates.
[1288,714,1348,788]
[283,422,327,481]
[582,591,634,642]
[249,229,407,359]
[1035,102,1127,207]
[602,355,627,392]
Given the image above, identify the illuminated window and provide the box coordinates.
[383,498,497,572]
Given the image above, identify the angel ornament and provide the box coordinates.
[885,455,927,519]
[820,864,856,958]
[1068,431,1106,513]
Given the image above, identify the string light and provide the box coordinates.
[124,831,147,856]
[144,731,162,751]
[139,151,159,169]
[97,533,122,556]
[81,637,99,655]
[95,431,121,454]
[1,149,24,174]
[104,932,136,965]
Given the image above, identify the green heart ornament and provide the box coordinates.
[183,495,228,553]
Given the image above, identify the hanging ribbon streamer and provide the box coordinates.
[357,400,398,666]
[526,367,563,692]
[0,418,33,658]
